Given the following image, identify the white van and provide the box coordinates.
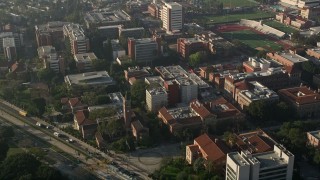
[53,132,60,137]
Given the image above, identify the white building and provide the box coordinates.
[176,77,198,104]
[298,0,320,8]
[64,71,115,87]
[3,37,16,61]
[161,2,183,32]
[226,144,294,180]
[63,23,89,55]
[146,87,168,112]
[37,46,61,73]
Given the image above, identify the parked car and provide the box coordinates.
[53,132,60,137]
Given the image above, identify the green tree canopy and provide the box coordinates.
[189,52,203,67]
[130,80,147,108]
[0,139,9,162]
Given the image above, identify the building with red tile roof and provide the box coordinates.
[186,133,230,166]
[131,120,149,140]
[73,109,97,139]
[278,86,320,118]
[235,129,277,154]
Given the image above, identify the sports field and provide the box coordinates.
[221,30,283,51]
[218,0,258,8]
[263,20,297,34]
[200,11,275,25]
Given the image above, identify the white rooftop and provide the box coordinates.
[65,71,115,86]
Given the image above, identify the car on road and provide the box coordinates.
[36,122,43,127]
[66,138,74,143]
[46,125,52,129]
[53,132,60,137]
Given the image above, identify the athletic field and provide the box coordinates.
[218,0,258,8]
[221,29,283,51]
[263,20,297,34]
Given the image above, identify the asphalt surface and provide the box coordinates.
[0,100,150,180]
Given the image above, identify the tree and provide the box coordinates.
[95,95,111,105]
[0,126,14,140]
[193,157,205,174]
[37,68,56,83]
[92,59,108,71]
[104,39,113,61]
[0,153,41,179]
[189,52,203,67]
[223,131,237,147]
[130,80,147,108]
[36,165,66,180]
[313,150,320,167]
[106,119,124,140]
[0,139,9,162]
[32,98,46,116]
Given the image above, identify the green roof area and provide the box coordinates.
[217,0,258,8]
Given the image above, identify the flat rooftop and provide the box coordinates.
[147,87,167,95]
[85,10,131,24]
[176,77,197,86]
[167,106,198,119]
[277,52,309,63]
[228,152,250,167]
[145,76,164,86]
[37,46,56,56]
[239,81,278,101]
[74,53,97,62]
[3,37,15,47]
[63,23,86,40]
[65,71,115,86]
[108,92,123,105]
[250,151,288,169]
[182,37,205,44]
[309,48,320,54]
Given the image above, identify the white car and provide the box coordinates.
[53,132,60,137]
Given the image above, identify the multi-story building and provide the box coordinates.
[307,130,320,148]
[164,80,180,106]
[128,36,162,63]
[0,32,22,51]
[97,25,120,39]
[124,66,152,84]
[74,52,97,72]
[35,21,70,47]
[306,47,320,59]
[148,3,162,19]
[161,2,183,32]
[119,27,145,39]
[146,87,168,112]
[267,51,309,69]
[177,37,208,59]
[37,46,64,73]
[64,71,115,87]
[110,39,126,61]
[226,144,294,180]
[195,31,233,55]
[298,0,320,8]
[176,77,198,103]
[186,134,230,165]
[300,6,320,20]
[63,23,90,55]
[279,0,299,6]
[3,37,17,61]
[84,10,131,29]
[278,86,320,118]
[243,57,271,73]
[237,81,279,109]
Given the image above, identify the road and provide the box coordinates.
[0,100,151,180]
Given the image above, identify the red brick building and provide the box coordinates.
[177,37,208,59]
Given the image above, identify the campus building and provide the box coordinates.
[64,71,115,87]
[177,37,208,59]
[74,52,97,72]
[161,2,183,32]
[278,86,320,118]
[119,26,145,39]
[307,130,320,148]
[37,46,64,74]
[84,10,131,29]
[226,144,294,180]
[306,47,320,59]
[3,37,17,61]
[128,36,162,63]
[35,21,70,47]
[63,23,90,55]
[146,87,168,112]
[242,57,271,73]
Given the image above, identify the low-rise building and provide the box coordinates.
[131,120,149,140]
[226,144,294,180]
[35,21,70,47]
[97,25,120,39]
[306,47,320,59]
[84,10,131,29]
[267,51,308,69]
[124,66,152,85]
[177,37,208,59]
[186,134,230,165]
[243,57,271,73]
[300,6,320,20]
[108,39,126,60]
[307,130,320,148]
[74,52,97,72]
[278,86,320,118]
[119,27,145,39]
[237,81,279,109]
[64,71,115,87]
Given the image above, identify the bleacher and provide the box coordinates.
[240,19,286,38]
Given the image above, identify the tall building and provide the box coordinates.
[35,21,70,47]
[63,24,90,55]
[128,36,162,63]
[176,77,198,104]
[226,144,294,180]
[146,87,168,112]
[161,2,183,32]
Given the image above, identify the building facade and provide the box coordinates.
[146,87,168,112]
[161,2,183,32]
[63,23,90,55]
[177,37,208,59]
[128,36,161,63]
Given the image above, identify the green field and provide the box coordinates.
[263,20,297,34]
[218,0,258,8]
[221,30,283,51]
[198,11,275,25]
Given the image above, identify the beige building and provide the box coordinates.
[307,130,320,148]
[161,2,183,32]
[146,87,168,112]
[74,52,97,72]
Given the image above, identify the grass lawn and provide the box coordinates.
[199,11,275,25]
[218,0,257,8]
[221,30,283,51]
[263,20,297,34]
[7,147,24,157]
